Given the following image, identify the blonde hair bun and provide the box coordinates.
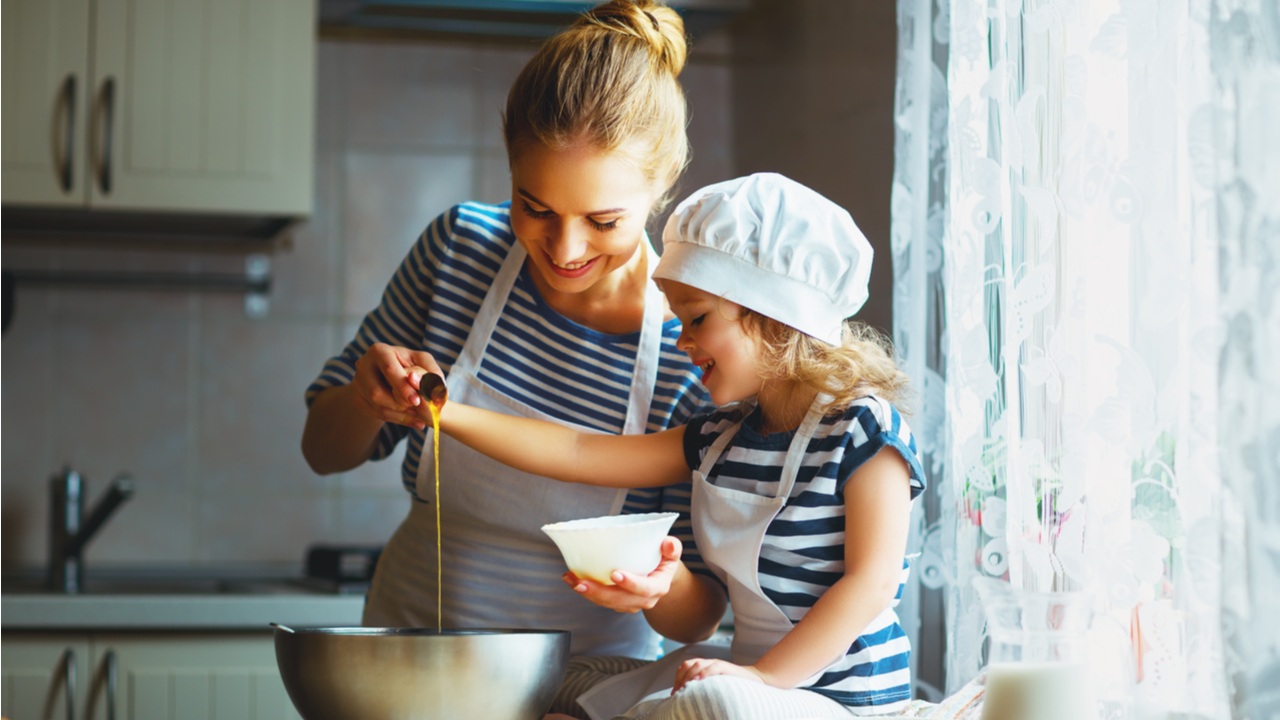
[503,0,691,211]
[582,1,689,77]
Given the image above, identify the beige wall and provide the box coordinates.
[728,0,898,336]
[0,32,733,567]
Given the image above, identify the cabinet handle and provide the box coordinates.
[58,647,77,720]
[59,75,76,193]
[104,650,118,720]
[97,77,116,194]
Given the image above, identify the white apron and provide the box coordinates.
[578,396,836,720]
[364,240,667,659]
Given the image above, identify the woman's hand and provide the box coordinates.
[672,658,768,693]
[351,343,443,431]
[563,536,683,612]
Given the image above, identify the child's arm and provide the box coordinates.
[420,372,692,489]
[674,446,914,691]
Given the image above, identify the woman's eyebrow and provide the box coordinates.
[516,188,551,208]
[516,188,625,216]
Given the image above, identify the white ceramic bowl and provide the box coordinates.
[541,512,679,585]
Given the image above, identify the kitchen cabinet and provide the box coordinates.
[1,0,315,216]
[0,635,90,720]
[1,633,300,720]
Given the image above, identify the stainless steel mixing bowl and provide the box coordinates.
[274,627,570,720]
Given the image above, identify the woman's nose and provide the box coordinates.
[546,220,588,263]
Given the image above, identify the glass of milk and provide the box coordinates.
[975,576,1099,720]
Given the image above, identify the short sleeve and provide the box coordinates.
[835,397,927,500]
[681,409,745,471]
[304,205,460,461]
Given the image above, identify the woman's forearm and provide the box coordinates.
[302,384,386,474]
[644,564,727,644]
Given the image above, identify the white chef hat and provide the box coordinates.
[654,173,874,346]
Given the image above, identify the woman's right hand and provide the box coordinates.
[351,343,443,431]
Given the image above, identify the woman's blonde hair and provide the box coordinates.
[737,308,912,415]
[503,0,690,213]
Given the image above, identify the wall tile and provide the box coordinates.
[270,149,341,320]
[477,150,512,206]
[333,487,410,546]
[315,41,345,150]
[50,312,193,563]
[1,288,57,563]
[338,440,408,492]
[194,489,333,563]
[343,41,479,149]
[342,151,475,318]
[682,59,734,194]
[474,44,537,151]
[84,483,196,563]
[197,308,336,494]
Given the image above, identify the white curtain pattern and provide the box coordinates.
[1212,2,1280,716]
[891,0,951,700]
[891,0,1280,715]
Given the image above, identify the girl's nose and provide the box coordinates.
[675,328,694,355]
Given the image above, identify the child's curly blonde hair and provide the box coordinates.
[737,307,911,415]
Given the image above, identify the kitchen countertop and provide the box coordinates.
[1,564,366,631]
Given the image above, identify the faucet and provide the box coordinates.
[48,467,135,593]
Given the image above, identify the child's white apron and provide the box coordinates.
[578,396,836,720]
[363,240,667,659]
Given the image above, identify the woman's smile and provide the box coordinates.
[509,139,658,301]
[547,252,600,277]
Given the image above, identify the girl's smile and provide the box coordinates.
[662,281,764,406]
[663,279,819,432]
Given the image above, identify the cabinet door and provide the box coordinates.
[88,633,301,720]
[1,0,92,206]
[88,0,315,215]
[0,634,92,720]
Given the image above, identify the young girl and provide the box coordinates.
[420,173,925,720]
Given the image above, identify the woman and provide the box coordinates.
[300,2,725,717]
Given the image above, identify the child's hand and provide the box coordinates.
[672,658,767,693]
[563,536,682,612]
[405,366,447,427]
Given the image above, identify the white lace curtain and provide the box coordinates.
[891,0,1280,716]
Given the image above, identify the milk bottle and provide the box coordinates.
[975,577,1099,720]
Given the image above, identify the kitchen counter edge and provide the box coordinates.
[1,593,366,631]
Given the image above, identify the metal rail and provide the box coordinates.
[5,268,270,293]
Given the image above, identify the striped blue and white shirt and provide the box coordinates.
[682,395,926,710]
[307,201,714,573]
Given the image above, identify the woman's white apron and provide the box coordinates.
[578,396,837,720]
[364,240,667,659]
